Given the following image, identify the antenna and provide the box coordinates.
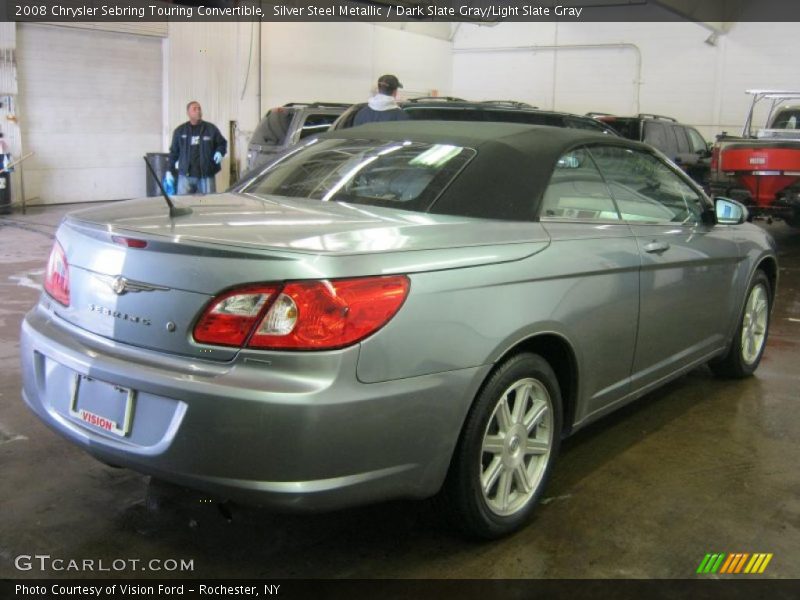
[142,156,192,218]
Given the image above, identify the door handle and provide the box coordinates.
[644,241,670,254]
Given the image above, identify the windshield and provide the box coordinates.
[242,138,475,211]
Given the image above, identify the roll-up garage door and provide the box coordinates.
[17,24,162,204]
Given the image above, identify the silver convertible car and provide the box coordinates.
[21,122,776,538]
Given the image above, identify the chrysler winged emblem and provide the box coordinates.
[111,277,127,295]
[95,274,169,296]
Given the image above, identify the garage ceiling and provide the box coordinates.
[653,0,746,33]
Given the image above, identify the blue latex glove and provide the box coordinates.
[162,172,175,196]
[214,151,223,165]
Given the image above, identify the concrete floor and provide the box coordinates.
[1,204,798,580]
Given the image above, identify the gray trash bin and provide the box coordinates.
[145,152,172,197]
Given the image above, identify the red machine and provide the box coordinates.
[709,90,800,226]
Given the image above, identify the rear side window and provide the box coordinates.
[243,139,475,211]
[405,107,484,121]
[540,147,620,221]
[686,127,707,153]
[643,122,676,156]
[252,109,292,145]
[483,110,563,127]
[404,107,567,128]
[671,125,690,153]
[598,118,640,140]
[298,113,339,140]
[564,117,610,133]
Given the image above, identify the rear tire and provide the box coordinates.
[710,270,771,378]
[439,353,562,539]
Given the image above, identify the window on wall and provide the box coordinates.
[588,145,706,224]
[540,147,620,221]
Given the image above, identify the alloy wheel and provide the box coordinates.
[741,282,769,365]
[479,377,553,517]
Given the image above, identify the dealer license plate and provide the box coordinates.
[68,374,136,437]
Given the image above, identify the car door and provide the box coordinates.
[538,146,640,415]
[589,144,741,390]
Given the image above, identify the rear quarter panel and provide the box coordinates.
[357,221,642,425]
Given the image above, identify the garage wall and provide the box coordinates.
[452,32,639,115]
[19,18,794,205]
[166,22,240,189]
[10,21,453,205]
[16,24,162,204]
[454,21,720,138]
[454,20,800,141]
[714,21,800,134]
[166,22,454,182]
[260,22,453,108]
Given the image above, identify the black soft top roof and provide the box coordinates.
[319,121,649,221]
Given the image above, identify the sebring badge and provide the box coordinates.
[88,304,152,326]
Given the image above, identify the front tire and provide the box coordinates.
[710,270,771,378]
[440,353,562,539]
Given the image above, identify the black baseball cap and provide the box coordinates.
[377,74,403,92]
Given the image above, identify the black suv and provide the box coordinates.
[332,98,618,135]
[589,113,711,187]
[247,102,351,170]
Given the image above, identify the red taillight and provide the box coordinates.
[251,277,410,350]
[193,276,410,351]
[193,284,281,347]
[44,241,70,306]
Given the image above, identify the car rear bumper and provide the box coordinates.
[20,304,487,511]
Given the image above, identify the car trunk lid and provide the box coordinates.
[49,194,548,359]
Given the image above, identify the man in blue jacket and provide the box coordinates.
[166,101,227,194]
[353,75,410,126]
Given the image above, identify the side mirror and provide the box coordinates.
[714,197,748,225]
